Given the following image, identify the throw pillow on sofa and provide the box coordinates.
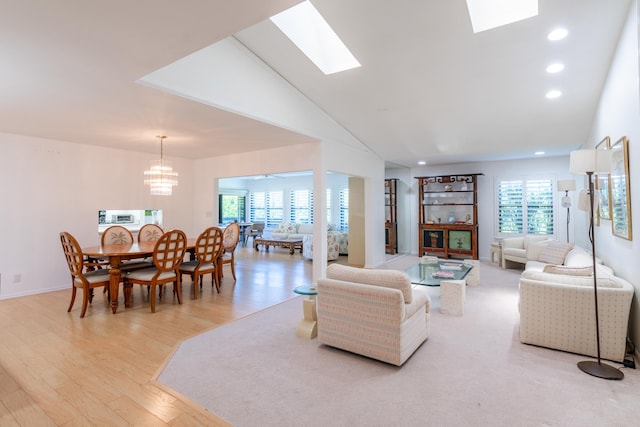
[278,222,298,234]
[521,269,620,288]
[537,241,574,264]
[542,265,593,276]
[526,239,552,260]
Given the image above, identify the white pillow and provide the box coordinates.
[526,239,552,260]
[521,270,620,288]
[538,241,574,265]
[543,265,593,276]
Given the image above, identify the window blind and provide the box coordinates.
[497,177,554,236]
[290,189,313,224]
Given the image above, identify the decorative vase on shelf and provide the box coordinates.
[448,212,455,223]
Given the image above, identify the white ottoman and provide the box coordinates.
[440,279,465,316]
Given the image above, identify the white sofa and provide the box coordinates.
[501,235,549,268]
[518,243,634,362]
[271,222,314,239]
[317,264,430,366]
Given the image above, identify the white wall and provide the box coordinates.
[0,132,195,299]
[584,1,640,347]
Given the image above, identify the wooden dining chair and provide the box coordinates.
[219,222,240,282]
[137,224,164,268]
[86,224,134,272]
[102,225,134,245]
[138,224,164,243]
[179,227,224,297]
[123,229,187,313]
[60,231,111,318]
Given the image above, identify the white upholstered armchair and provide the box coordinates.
[501,235,549,268]
[316,264,430,366]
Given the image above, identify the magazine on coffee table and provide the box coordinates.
[432,271,455,279]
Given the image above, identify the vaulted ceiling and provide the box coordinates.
[0,0,632,167]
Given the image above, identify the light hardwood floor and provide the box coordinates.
[0,245,316,426]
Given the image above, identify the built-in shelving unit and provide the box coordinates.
[385,178,398,254]
[416,174,482,259]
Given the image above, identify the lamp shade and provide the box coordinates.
[569,149,612,175]
[578,190,589,211]
[557,179,576,192]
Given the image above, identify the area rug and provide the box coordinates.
[156,262,640,427]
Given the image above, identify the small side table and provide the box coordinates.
[293,285,318,339]
[490,242,502,266]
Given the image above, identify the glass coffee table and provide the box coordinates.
[405,260,473,286]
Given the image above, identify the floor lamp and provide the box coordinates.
[557,179,576,243]
[569,149,623,380]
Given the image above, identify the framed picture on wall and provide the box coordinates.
[609,136,632,240]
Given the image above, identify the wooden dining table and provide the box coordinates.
[83,238,196,313]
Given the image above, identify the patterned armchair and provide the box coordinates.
[317,264,431,366]
[302,231,342,261]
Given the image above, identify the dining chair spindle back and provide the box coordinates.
[60,231,111,318]
[179,226,224,297]
[123,229,187,313]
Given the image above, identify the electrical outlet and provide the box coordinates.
[13,274,21,283]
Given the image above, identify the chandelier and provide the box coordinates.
[144,135,178,196]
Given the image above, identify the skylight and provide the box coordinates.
[270,0,361,75]
[466,0,538,33]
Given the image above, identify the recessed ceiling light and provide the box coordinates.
[546,90,562,99]
[546,63,565,73]
[548,28,568,41]
[535,151,545,156]
[418,161,426,166]
[270,1,361,75]
[466,0,538,33]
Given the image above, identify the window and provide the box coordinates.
[250,191,283,228]
[497,177,554,236]
[326,189,332,224]
[339,187,349,230]
[219,194,246,224]
[290,189,313,224]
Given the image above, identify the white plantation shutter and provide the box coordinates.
[250,191,283,227]
[267,191,284,227]
[498,180,524,234]
[339,187,349,230]
[250,192,266,223]
[290,189,313,224]
[326,189,332,223]
[525,179,554,235]
[497,177,554,237]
